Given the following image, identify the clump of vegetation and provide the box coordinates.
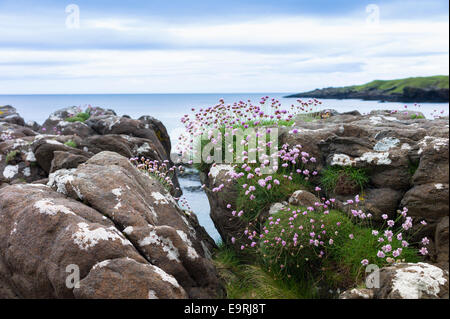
[178,97,430,298]
[213,243,317,299]
[177,97,322,174]
[130,157,178,192]
[410,113,425,120]
[64,140,77,148]
[258,203,420,289]
[408,160,419,177]
[320,166,369,195]
[5,150,19,164]
[65,111,90,123]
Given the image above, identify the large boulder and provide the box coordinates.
[0,183,186,299]
[139,115,172,157]
[41,106,98,138]
[400,183,449,237]
[1,122,36,142]
[32,138,93,174]
[47,151,222,298]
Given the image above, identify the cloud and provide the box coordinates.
[0,0,448,93]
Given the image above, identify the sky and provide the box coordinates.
[0,0,448,94]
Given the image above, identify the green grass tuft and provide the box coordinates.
[5,150,19,164]
[65,112,90,123]
[320,166,369,194]
[213,243,318,299]
[64,140,77,148]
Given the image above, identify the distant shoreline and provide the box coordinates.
[285,75,449,103]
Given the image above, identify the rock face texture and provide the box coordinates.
[340,262,449,299]
[0,106,222,299]
[1,106,180,195]
[0,152,222,299]
[47,152,221,298]
[202,109,449,267]
[200,164,245,244]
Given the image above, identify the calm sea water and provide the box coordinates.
[1,94,448,142]
[1,93,448,241]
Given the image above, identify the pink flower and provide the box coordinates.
[421,237,430,245]
[387,220,395,227]
[231,237,236,244]
[419,247,428,255]
[349,234,354,240]
[382,214,388,220]
[377,251,385,258]
[361,259,369,266]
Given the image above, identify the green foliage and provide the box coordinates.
[408,160,419,177]
[65,112,90,123]
[410,114,425,119]
[213,243,317,299]
[5,150,18,164]
[260,207,420,289]
[236,170,311,221]
[352,75,449,94]
[64,140,77,148]
[320,166,369,193]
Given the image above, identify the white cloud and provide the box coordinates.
[0,11,448,93]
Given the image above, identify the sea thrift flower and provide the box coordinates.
[361,259,369,266]
[421,237,430,245]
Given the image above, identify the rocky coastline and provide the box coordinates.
[1,103,449,299]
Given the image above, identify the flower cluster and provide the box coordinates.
[130,156,180,193]
[176,97,321,160]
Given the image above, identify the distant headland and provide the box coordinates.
[285,75,449,103]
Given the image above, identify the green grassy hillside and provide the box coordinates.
[351,75,449,94]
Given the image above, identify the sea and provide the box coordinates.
[1,93,448,241]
